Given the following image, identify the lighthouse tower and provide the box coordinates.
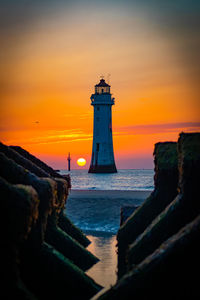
[88,78,117,173]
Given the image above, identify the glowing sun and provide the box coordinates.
[77,158,86,167]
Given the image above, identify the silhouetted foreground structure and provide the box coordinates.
[1,132,199,300]
[93,132,200,299]
[0,143,101,299]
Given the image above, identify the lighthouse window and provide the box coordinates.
[97,107,100,111]
[96,143,99,151]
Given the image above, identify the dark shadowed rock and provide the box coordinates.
[117,142,178,278]
[0,177,39,242]
[95,214,200,300]
[120,206,139,226]
[0,177,39,299]
[177,132,200,197]
[20,242,102,300]
[127,132,200,267]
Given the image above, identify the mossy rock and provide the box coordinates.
[0,176,39,244]
[154,142,178,171]
[0,177,39,300]
[178,132,200,194]
[54,178,70,213]
[0,152,57,245]
[178,132,200,162]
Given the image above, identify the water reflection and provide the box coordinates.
[86,234,117,288]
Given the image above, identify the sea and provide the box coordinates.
[60,169,154,288]
[59,169,154,191]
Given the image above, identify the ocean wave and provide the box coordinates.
[71,186,154,191]
[76,224,117,235]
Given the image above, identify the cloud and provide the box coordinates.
[114,122,200,135]
[4,129,92,146]
[3,122,200,147]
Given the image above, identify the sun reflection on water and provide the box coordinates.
[86,234,117,288]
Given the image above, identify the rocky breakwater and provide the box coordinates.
[117,141,178,278]
[127,132,200,267]
[93,132,200,299]
[0,143,102,299]
[11,144,90,248]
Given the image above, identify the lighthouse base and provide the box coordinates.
[88,164,117,173]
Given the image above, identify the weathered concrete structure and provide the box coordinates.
[117,142,178,278]
[128,134,200,267]
[0,144,102,299]
[10,145,91,247]
[89,78,117,173]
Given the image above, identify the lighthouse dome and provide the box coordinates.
[95,79,110,94]
[95,79,110,87]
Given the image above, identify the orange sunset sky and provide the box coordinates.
[0,0,200,169]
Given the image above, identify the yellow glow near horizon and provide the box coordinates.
[77,158,86,167]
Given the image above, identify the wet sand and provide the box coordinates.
[69,189,151,200]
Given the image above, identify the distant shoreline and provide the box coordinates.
[68,189,152,200]
[60,169,154,172]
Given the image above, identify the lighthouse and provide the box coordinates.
[88,77,117,173]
